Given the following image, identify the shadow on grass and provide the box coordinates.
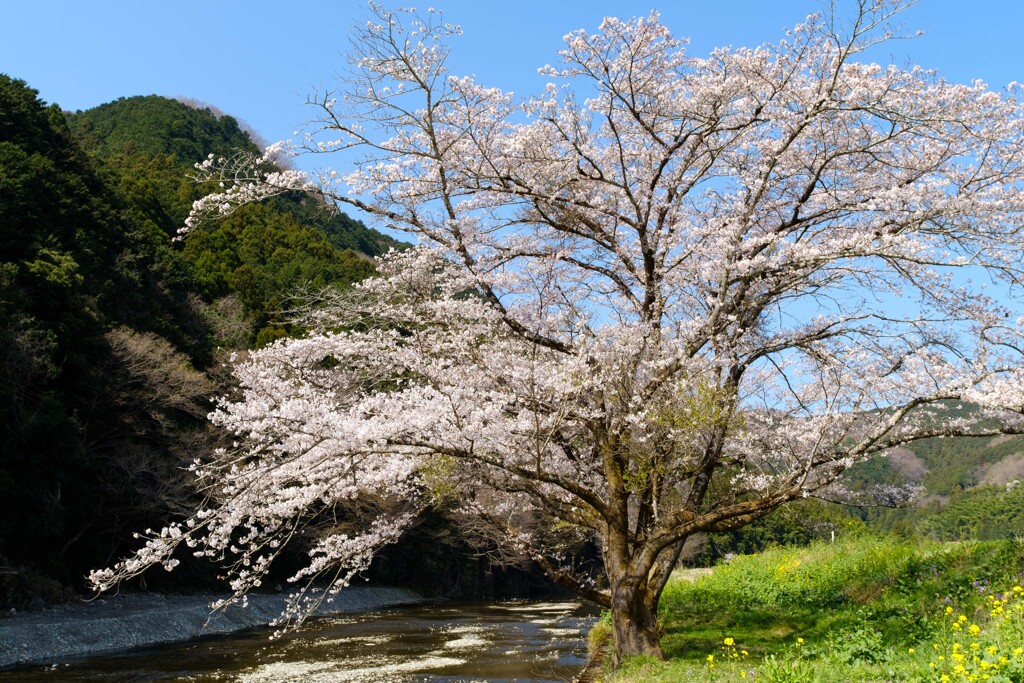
[658,603,858,662]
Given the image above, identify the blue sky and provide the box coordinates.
[3,1,1022,194]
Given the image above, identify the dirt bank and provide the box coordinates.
[0,587,422,669]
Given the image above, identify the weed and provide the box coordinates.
[601,537,1024,683]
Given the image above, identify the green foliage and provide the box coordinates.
[756,652,816,683]
[692,499,865,565]
[843,417,1024,501]
[588,611,613,658]
[666,537,922,613]
[67,95,257,166]
[184,203,375,342]
[69,94,399,345]
[912,433,1018,495]
[834,412,1024,543]
[0,81,405,599]
[0,77,216,590]
[825,617,886,666]
[920,485,1024,541]
[266,193,404,258]
[67,95,404,258]
[0,75,131,580]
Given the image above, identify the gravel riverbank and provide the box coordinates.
[0,587,422,669]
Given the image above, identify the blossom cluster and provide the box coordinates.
[96,3,1024,632]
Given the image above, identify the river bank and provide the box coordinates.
[1,599,595,682]
[0,586,422,669]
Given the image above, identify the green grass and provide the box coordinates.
[602,536,1024,682]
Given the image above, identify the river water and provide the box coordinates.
[1,601,598,682]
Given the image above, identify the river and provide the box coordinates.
[0,601,598,682]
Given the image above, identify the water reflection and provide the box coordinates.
[1,601,598,682]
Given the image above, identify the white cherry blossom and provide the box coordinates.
[99,2,1024,663]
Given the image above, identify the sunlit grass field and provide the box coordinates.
[597,536,1024,682]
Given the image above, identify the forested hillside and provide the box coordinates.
[0,79,399,605]
[68,95,402,258]
[694,426,1024,563]
[67,95,397,348]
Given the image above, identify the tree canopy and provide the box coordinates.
[94,2,1024,662]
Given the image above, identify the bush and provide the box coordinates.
[0,557,75,611]
[664,537,920,613]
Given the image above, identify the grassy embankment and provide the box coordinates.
[593,537,1024,682]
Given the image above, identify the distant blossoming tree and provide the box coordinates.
[93,1,1024,661]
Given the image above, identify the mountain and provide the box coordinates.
[68,95,256,164]
[66,95,406,347]
[0,76,219,597]
[67,95,403,257]
[1,84,401,603]
[836,401,1024,495]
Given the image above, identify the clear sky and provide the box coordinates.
[3,0,1023,208]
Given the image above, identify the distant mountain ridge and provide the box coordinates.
[844,406,1024,498]
[842,416,1024,540]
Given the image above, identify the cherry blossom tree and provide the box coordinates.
[93,1,1024,661]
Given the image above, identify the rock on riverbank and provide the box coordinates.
[0,587,422,669]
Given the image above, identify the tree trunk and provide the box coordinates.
[608,577,664,667]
